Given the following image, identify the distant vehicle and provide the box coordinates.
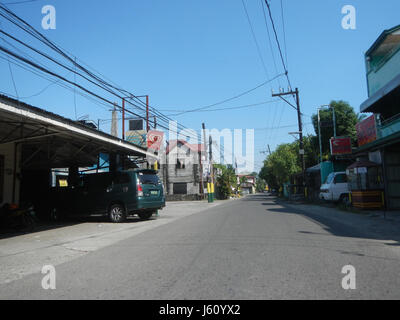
[319,171,349,203]
[270,188,278,196]
[50,169,165,222]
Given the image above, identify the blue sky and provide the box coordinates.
[0,0,399,172]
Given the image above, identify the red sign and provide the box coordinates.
[330,137,352,155]
[147,130,164,150]
[356,115,377,147]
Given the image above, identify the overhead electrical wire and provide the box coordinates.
[167,73,284,117]
[0,4,203,142]
[159,100,279,114]
[241,0,270,79]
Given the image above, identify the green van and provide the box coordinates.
[52,169,165,222]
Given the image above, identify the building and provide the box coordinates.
[0,95,155,215]
[237,174,256,195]
[356,24,400,209]
[159,140,206,200]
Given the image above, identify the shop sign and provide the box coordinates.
[330,137,352,155]
[356,115,377,147]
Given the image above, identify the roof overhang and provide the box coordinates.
[360,73,400,113]
[366,24,400,57]
[0,95,158,169]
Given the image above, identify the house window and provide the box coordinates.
[173,182,187,194]
[176,159,185,169]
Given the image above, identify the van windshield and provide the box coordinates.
[138,173,160,185]
[325,173,335,184]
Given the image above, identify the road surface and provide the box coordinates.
[1,194,400,299]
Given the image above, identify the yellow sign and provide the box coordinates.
[59,179,68,187]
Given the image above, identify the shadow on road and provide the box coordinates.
[0,215,148,240]
[243,193,400,246]
[269,202,400,246]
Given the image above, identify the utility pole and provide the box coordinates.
[122,98,125,140]
[202,123,208,200]
[272,88,305,187]
[111,104,118,137]
[146,95,150,132]
[199,126,204,199]
[317,104,335,164]
[318,108,323,163]
[209,134,214,203]
[260,144,272,156]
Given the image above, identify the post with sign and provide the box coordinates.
[330,137,352,156]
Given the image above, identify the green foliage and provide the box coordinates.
[215,164,236,199]
[260,100,363,190]
[256,179,266,192]
[311,100,359,157]
[260,143,301,187]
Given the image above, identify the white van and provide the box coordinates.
[319,171,350,202]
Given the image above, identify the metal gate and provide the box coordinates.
[384,148,400,209]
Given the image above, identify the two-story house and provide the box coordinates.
[357,24,400,209]
[159,140,206,200]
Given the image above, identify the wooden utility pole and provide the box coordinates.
[146,95,150,132]
[272,88,305,185]
[209,134,214,202]
[202,123,208,200]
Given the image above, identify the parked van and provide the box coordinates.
[51,169,165,222]
[319,171,349,203]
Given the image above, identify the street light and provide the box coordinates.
[317,104,336,163]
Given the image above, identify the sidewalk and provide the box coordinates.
[0,199,229,285]
[279,198,400,243]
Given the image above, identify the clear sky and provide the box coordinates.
[1,0,399,172]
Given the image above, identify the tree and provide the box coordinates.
[260,143,301,187]
[256,178,266,192]
[214,164,236,199]
[311,100,358,158]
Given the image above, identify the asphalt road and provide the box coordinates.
[1,194,400,299]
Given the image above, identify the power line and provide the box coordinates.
[280,0,288,69]
[0,5,203,142]
[241,0,270,78]
[160,100,279,114]
[263,0,291,90]
[1,0,40,4]
[168,73,284,116]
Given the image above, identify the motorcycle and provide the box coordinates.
[0,203,37,232]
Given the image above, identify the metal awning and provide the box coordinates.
[360,73,400,114]
[0,95,157,170]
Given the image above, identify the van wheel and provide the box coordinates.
[109,204,126,223]
[339,194,349,205]
[138,211,153,220]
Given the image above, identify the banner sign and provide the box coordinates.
[330,137,352,155]
[125,130,147,148]
[356,115,377,147]
[147,130,164,150]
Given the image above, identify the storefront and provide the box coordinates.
[0,95,157,215]
[356,24,400,210]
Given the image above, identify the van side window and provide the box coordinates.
[114,173,130,185]
[335,174,347,183]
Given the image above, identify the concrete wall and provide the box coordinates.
[0,143,21,206]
